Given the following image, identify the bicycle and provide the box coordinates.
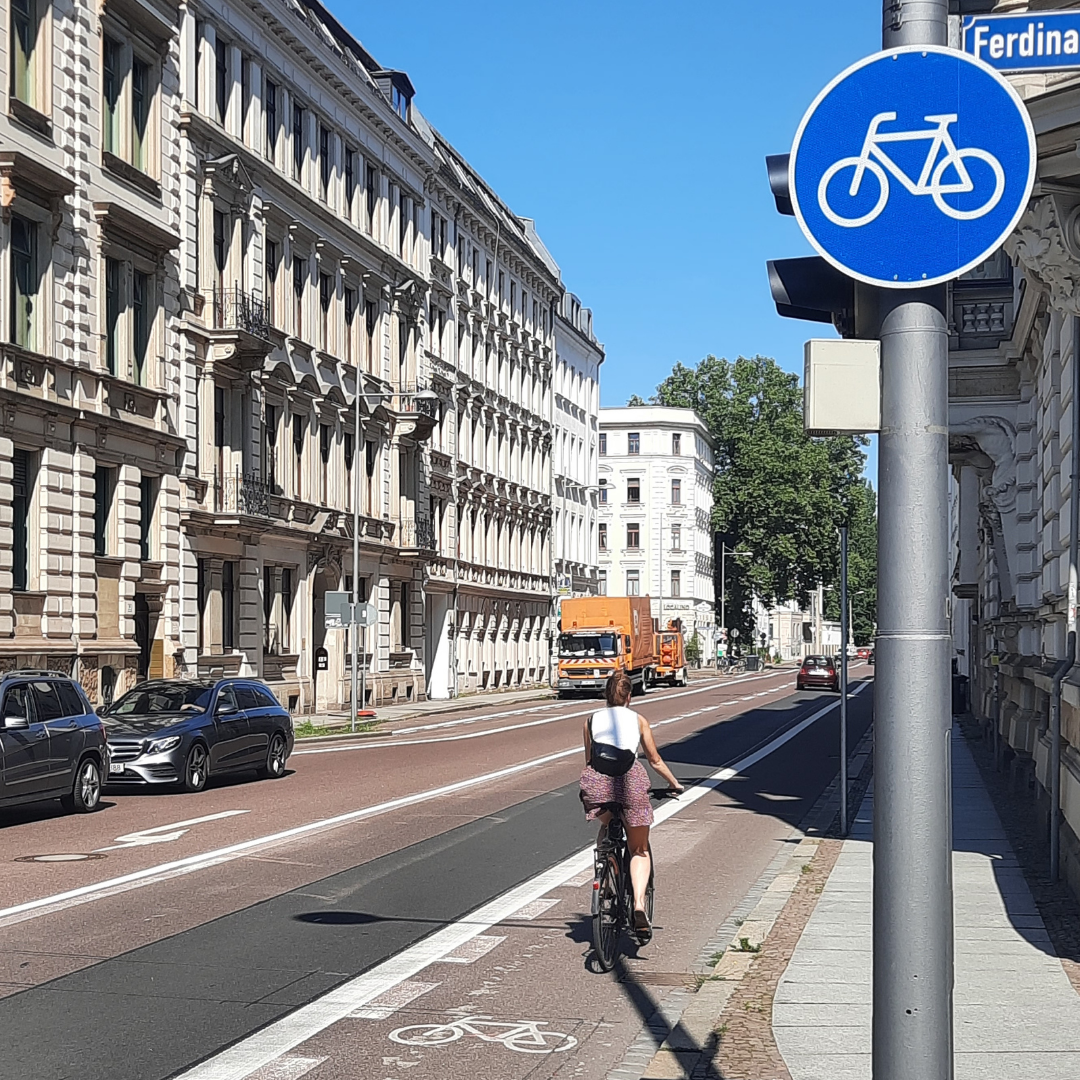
[389,1015,576,1054]
[818,111,1004,227]
[591,789,677,972]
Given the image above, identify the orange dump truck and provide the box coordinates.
[654,622,688,687]
[556,596,657,696]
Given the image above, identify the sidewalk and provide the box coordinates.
[772,727,1080,1079]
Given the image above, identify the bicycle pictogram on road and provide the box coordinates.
[818,112,1004,227]
[389,1014,578,1054]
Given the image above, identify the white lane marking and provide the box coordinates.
[95,811,250,852]
[172,684,867,1080]
[0,672,817,930]
[564,870,595,888]
[296,672,796,756]
[247,1058,327,1080]
[350,980,441,1020]
[438,935,506,965]
[507,897,560,921]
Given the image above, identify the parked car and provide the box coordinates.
[797,655,840,693]
[102,679,294,793]
[857,647,871,660]
[0,670,108,813]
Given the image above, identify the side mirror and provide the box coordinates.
[216,702,238,717]
[3,714,30,731]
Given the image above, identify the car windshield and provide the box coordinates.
[106,685,214,717]
[559,633,619,658]
[804,657,832,669]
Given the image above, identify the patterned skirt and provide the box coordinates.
[579,761,654,827]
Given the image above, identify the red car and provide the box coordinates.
[797,655,839,692]
[857,647,871,660]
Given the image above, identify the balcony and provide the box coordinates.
[206,287,275,371]
[396,515,437,552]
[213,470,271,518]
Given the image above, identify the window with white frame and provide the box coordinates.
[103,250,157,384]
[9,213,44,353]
[102,30,158,176]
[626,569,640,596]
[11,0,48,115]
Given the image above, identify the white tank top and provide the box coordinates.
[589,706,641,753]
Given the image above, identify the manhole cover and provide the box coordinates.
[15,853,106,863]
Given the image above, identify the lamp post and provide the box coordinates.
[350,379,439,731]
[719,544,751,659]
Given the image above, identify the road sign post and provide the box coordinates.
[774,5,1037,1077]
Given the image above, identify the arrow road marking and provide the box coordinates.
[96,810,250,852]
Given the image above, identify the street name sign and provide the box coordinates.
[964,12,1080,73]
[789,47,1035,288]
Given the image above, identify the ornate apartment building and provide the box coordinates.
[0,0,185,703]
[949,33,1080,902]
[597,407,716,654]
[553,292,603,603]
[0,0,579,709]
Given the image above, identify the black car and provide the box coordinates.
[0,670,108,813]
[103,679,294,793]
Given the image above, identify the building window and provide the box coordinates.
[671,570,681,598]
[280,567,293,651]
[319,123,331,201]
[627,477,640,504]
[344,431,354,511]
[599,432,607,456]
[671,478,681,504]
[598,523,607,552]
[431,210,447,261]
[103,37,121,156]
[344,286,357,364]
[292,102,305,181]
[672,523,681,550]
[365,300,379,372]
[214,34,228,124]
[365,163,378,233]
[628,432,640,455]
[672,432,681,455]
[196,558,207,653]
[104,256,155,384]
[264,77,278,159]
[93,466,115,557]
[598,570,607,596]
[132,270,150,385]
[292,414,305,499]
[598,479,608,504]
[139,475,157,562]
[11,0,44,111]
[319,423,331,505]
[222,561,236,650]
[345,146,357,214]
[293,256,305,337]
[10,214,40,352]
[398,189,409,252]
[105,257,120,374]
[365,439,377,515]
[391,84,409,121]
[213,208,227,297]
[262,403,278,493]
[265,239,278,327]
[627,569,640,596]
[131,56,149,171]
[12,449,34,592]
[627,523,640,550]
[319,272,332,350]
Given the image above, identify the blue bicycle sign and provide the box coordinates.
[790,47,1035,288]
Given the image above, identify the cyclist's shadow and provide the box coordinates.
[564,914,655,974]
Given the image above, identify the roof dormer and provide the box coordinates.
[373,70,415,124]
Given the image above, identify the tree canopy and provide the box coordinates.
[644,355,875,644]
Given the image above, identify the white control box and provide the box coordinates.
[804,339,881,435]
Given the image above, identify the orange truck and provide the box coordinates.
[556,596,657,696]
[654,621,689,687]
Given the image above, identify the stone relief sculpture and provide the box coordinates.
[1006,195,1080,317]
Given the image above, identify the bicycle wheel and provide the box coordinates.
[817,156,889,228]
[503,1027,579,1054]
[389,1023,463,1047]
[931,148,1004,221]
[592,853,621,972]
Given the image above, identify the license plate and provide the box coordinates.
[109,762,125,775]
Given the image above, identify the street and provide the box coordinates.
[0,666,871,1080]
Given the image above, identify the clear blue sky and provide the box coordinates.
[334,0,880,468]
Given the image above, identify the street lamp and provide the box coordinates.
[719,544,752,658]
[350,379,439,731]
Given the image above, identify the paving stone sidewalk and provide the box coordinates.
[773,725,1080,1080]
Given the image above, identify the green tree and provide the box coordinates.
[823,479,877,645]
[685,632,702,667]
[651,355,869,643]
[627,393,647,406]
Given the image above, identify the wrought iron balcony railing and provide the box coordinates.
[214,469,271,517]
[213,287,272,340]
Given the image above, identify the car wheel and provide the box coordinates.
[181,743,209,793]
[257,732,288,780]
[61,757,102,814]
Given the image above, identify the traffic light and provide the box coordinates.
[765,154,856,335]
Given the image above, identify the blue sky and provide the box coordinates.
[335,0,880,470]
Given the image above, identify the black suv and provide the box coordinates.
[102,679,294,793]
[0,671,108,813]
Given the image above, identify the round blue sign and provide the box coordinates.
[790,47,1036,288]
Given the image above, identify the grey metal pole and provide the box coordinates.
[873,8,954,1076]
[351,383,363,734]
[839,524,849,837]
[720,545,725,665]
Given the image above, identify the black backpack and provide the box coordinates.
[589,715,636,777]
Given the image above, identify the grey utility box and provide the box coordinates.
[804,339,881,436]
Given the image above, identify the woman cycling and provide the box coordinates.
[579,671,683,940]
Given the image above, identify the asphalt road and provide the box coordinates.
[0,667,873,1080]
